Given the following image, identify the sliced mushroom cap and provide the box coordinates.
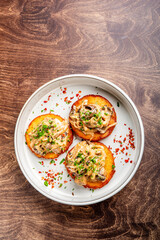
[96,126,108,133]
[97,167,106,181]
[80,105,97,120]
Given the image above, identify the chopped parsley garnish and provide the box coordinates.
[44,181,48,186]
[117,102,120,107]
[59,183,63,188]
[104,113,108,116]
[112,165,115,169]
[50,160,55,164]
[98,117,103,125]
[77,152,83,158]
[60,158,65,164]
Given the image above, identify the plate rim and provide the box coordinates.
[14,74,144,205]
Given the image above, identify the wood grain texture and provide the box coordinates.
[0,0,160,239]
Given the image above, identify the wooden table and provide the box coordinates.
[0,0,160,239]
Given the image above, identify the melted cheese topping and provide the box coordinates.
[69,100,116,138]
[29,117,69,156]
[66,141,107,186]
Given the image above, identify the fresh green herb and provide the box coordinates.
[60,158,65,164]
[91,157,96,164]
[41,110,44,112]
[80,121,83,126]
[44,181,48,186]
[117,102,120,107]
[59,183,63,188]
[67,139,71,142]
[104,113,108,116]
[50,110,54,112]
[102,106,105,110]
[92,189,94,193]
[50,160,55,164]
[77,152,83,158]
[25,142,27,145]
[98,117,103,125]
[38,161,42,165]
[112,165,115,169]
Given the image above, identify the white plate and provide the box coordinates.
[14,74,144,205]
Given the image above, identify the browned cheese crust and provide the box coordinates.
[65,141,115,189]
[25,114,73,159]
[69,95,117,141]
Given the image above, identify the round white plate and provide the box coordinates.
[14,74,144,205]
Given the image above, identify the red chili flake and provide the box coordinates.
[126,146,129,150]
[44,108,47,111]
[76,94,79,97]
[70,97,74,100]
[78,91,82,93]
[121,147,125,153]
[123,137,126,142]
[126,152,128,156]
[124,123,126,126]
[54,163,56,166]
[56,103,59,107]
[39,171,42,173]
[130,160,133,163]
[115,148,119,153]
[69,179,71,181]
[41,161,44,165]
[64,97,68,101]
[113,139,116,143]
[48,95,51,100]
[63,88,67,94]
[44,100,47,103]
[64,180,68,183]
[125,158,129,163]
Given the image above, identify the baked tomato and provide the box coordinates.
[69,95,117,141]
[25,114,73,159]
[65,141,115,189]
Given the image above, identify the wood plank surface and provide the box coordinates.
[0,0,160,239]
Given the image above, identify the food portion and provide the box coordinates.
[65,141,115,189]
[69,95,117,141]
[25,114,73,159]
